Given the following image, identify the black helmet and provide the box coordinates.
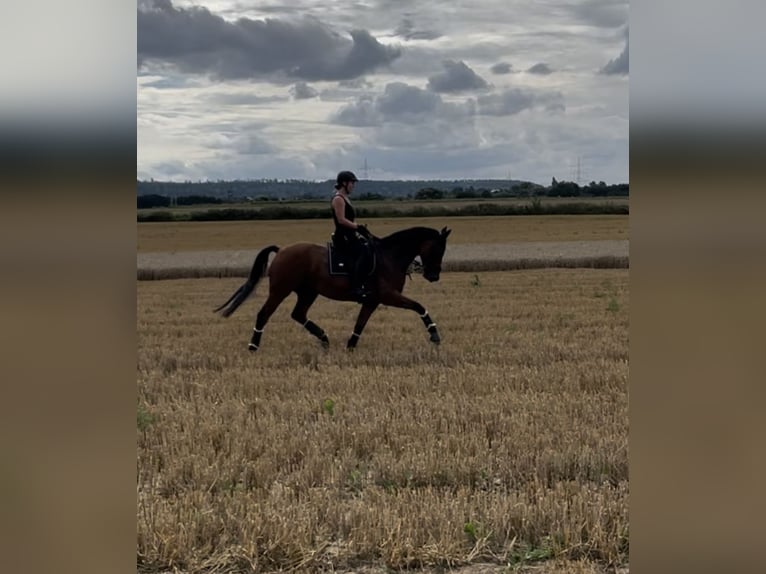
[335,170,358,187]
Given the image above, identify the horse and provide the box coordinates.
[213,226,452,351]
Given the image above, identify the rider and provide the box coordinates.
[331,170,372,302]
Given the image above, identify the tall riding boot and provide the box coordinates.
[351,257,370,302]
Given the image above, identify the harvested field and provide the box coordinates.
[137,215,629,280]
[137,240,627,280]
[137,269,629,573]
[138,215,628,253]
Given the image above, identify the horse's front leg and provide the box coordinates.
[347,303,378,349]
[379,292,441,344]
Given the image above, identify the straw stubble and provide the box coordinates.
[138,269,628,572]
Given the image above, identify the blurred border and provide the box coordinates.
[631,130,766,574]
[631,2,766,572]
[0,3,136,574]
[2,2,766,573]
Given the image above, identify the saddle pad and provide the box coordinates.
[327,242,351,276]
[327,242,376,277]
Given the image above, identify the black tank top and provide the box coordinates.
[332,193,356,240]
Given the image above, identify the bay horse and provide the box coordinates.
[213,226,452,351]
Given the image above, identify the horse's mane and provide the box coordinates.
[379,226,440,248]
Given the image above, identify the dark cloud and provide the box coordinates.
[527,63,553,75]
[206,133,277,155]
[319,78,376,102]
[229,135,276,156]
[427,60,490,93]
[491,62,512,75]
[569,0,629,29]
[394,18,442,40]
[338,77,373,89]
[331,82,473,127]
[149,159,189,179]
[204,93,286,106]
[139,74,194,89]
[389,42,503,77]
[601,32,629,75]
[371,119,479,151]
[477,89,564,116]
[332,96,380,127]
[377,82,442,115]
[137,0,401,82]
[290,82,318,99]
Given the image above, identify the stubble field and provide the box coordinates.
[138,215,627,253]
[137,263,629,573]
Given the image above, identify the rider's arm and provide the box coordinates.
[332,196,359,230]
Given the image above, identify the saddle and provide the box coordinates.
[327,237,376,277]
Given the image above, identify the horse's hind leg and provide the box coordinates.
[291,290,329,348]
[347,303,378,350]
[249,289,290,351]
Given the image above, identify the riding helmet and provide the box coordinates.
[336,170,359,186]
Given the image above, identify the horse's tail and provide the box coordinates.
[213,245,280,317]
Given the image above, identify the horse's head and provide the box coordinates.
[420,227,451,282]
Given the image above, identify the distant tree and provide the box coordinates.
[137,194,171,209]
[548,180,580,197]
[607,183,629,196]
[584,181,603,196]
[511,181,542,198]
[357,192,385,200]
[415,187,445,200]
[175,195,223,206]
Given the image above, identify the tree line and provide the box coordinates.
[138,179,628,209]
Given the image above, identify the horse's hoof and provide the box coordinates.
[430,335,441,344]
[320,339,330,350]
[248,343,259,352]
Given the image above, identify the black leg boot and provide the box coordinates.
[350,257,370,303]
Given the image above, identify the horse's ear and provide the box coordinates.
[441,227,451,238]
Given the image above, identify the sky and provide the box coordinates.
[137,0,628,184]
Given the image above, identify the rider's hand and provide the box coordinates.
[356,224,370,237]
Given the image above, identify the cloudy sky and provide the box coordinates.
[137,0,628,184]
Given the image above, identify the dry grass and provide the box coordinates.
[137,215,628,253]
[137,269,628,573]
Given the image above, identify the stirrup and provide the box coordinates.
[352,288,371,302]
